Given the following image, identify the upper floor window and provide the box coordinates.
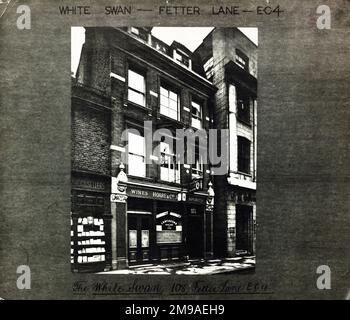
[235,49,249,71]
[129,27,148,42]
[174,50,190,68]
[237,97,250,125]
[128,68,145,107]
[160,140,180,183]
[191,145,204,179]
[191,100,203,130]
[130,27,140,36]
[128,132,146,177]
[237,136,251,174]
[203,56,214,80]
[160,84,179,121]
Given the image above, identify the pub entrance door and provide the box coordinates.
[128,213,152,264]
[235,204,253,254]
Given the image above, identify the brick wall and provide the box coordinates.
[72,102,111,175]
[77,28,111,94]
[224,28,258,78]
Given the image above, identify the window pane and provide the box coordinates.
[128,132,145,155]
[169,109,178,120]
[128,89,145,106]
[160,87,168,97]
[160,166,169,181]
[160,104,168,117]
[191,117,202,129]
[128,154,146,177]
[160,95,168,107]
[169,91,178,101]
[128,70,145,92]
[169,99,178,111]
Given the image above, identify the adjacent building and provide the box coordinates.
[193,28,258,258]
[71,27,257,272]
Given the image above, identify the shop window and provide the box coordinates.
[128,68,146,106]
[237,97,251,125]
[156,211,182,244]
[71,215,106,266]
[203,56,214,80]
[160,84,179,120]
[160,141,180,183]
[191,99,203,129]
[128,132,146,177]
[235,49,249,71]
[237,136,251,174]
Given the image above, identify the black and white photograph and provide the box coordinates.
[71,27,258,274]
[1,0,349,302]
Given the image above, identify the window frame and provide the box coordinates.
[191,98,203,130]
[127,131,146,177]
[236,97,251,126]
[237,136,251,175]
[159,139,180,183]
[191,143,204,179]
[174,49,190,68]
[127,67,146,107]
[159,83,180,121]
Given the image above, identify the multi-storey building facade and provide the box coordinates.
[71,27,217,272]
[71,27,257,272]
[193,28,258,258]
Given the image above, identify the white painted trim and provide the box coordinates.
[127,210,152,215]
[127,181,181,192]
[227,176,256,190]
[110,72,125,82]
[169,212,181,218]
[156,211,168,218]
[150,90,158,97]
[110,145,126,152]
[183,107,190,112]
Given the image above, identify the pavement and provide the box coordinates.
[99,256,255,275]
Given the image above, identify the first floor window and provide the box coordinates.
[237,136,251,174]
[160,141,180,183]
[191,100,203,129]
[128,132,146,177]
[191,146,204,178]
[160,85,179,120]
[128,68,146,106]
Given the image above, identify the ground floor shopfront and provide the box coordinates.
[70,172,256,273]
[110,181,214,270]
[70,171,214,272]
[226,186,256,257]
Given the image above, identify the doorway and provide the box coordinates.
[128,213,152,264]
[235,204,253,254]
[186,208,204,258]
